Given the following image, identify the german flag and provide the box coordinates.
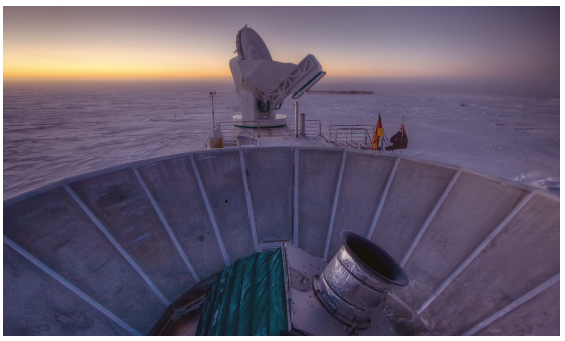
[372,113,384,150]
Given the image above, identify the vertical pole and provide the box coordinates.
[300,113,306,137]
[294,102,299,138]
[212,94,214,127]
[209,91,216,128]
[400,115,404,156]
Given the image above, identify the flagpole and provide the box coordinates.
[399,116,404,156]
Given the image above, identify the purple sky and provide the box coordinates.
[3,6,560,84]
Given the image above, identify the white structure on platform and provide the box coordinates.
[229,26,326,128]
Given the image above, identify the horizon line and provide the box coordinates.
[4,75,554,83]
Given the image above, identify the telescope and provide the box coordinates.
[229,26,326,127]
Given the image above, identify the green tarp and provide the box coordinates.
[196,248,288,336]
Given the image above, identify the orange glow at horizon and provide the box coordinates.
[4,52,232,80]
[2,45,528,82]
[3,50,479,81]
[3,31,486,81]
[3,7,559,84]
[4,66,232,80]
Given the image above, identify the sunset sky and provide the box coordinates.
[3,6,560,84]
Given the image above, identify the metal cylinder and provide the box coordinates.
[300,113,306,137]
[313,231,408,329]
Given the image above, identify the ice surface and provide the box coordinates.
[3,80,559,199]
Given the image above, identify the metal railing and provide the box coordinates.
[329,125,376,149]
[287,119,323,138]
[305,119,323,138]
[202,120,294,150]
[202,120,386,151]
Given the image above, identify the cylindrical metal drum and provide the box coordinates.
[313,231,408,329]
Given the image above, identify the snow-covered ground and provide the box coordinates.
[3,80,559,199]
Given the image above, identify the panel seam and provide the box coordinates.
[132,166,200,282]
[64,184,170,306]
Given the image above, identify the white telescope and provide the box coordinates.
[230,26,326,127]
